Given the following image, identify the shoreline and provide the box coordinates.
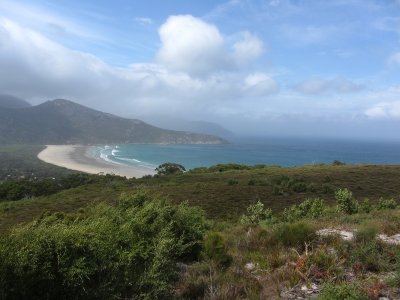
[37,145,156,178]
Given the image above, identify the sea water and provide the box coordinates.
[93,137,400,171]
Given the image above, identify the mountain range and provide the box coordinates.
[0,98,226,145]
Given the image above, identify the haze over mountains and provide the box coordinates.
[0,94,32,109]
[0,97,226,145]
[137,115,235,140]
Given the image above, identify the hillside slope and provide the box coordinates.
[0,99,226,144]
[0,94,31,109]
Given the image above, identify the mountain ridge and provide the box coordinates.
[0,94,32,109]
[0,99,227,145]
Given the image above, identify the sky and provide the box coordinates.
[0,0,399,140]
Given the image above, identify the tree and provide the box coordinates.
[155,163,186,175]
[335,188,358,214]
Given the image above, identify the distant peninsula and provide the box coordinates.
[0,98,227,145]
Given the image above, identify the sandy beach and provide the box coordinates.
[37,145,156,178]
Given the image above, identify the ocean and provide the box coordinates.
[93,137,400,171]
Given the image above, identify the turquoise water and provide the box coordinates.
[94,137,400,171]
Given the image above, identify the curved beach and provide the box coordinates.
[38,145,155,178]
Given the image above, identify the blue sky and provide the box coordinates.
[0,0,399,139]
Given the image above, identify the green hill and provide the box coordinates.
[0,99,227,145]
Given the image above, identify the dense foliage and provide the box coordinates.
[0,173,126,202]
[282,198,325,222]
[155,162,186,175]
[0,192,206,299]
[1,148,400,298]
[240,200,272,225]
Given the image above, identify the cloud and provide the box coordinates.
[365,101,400,120]
[244,73,279,96]
[0,1,105,42]
[387,52,400,66]
[232,31,264,66]
[156,15,227,76]
[295,78,364,95]
[156,15,264,76]
[374,16,400,34]
[134,17,153,25]
[281,24,340,45]
[0,17,276,118]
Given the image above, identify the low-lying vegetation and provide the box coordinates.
[0,192,206,299]
[1,185,400,299]
[1,149,400,298]
[176,191,400,299]
[0,145,77,180]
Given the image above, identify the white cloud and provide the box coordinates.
[0,17,276,118]
[232,31,264,66]
[295,78,363,95]
[134,17,153,25]
[281,24,340,45]
[365,102,400,120]
[0,1,105,42]
[244,73,279,96]
[156,15,264,76]
[156,15,227,76]
[387,52,400,66]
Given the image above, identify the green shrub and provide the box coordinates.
[282,198,325,222]
[202,232,232,268]
[307,183,317,192]
[272,222,316,250]
[272,184,282,195]
[322,183,334,194]
[155,162,186,175]
[377,198,397,210]
[292,181,308,192]
[318,282,366,300]
[335,188,358,214]
[240,201,272,225]
[0,193,206,299]
[358,198,372,213]
[208,163,251,172]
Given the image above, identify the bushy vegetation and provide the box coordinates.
[0,192,206,299]
[2,152,400,298]
[272,221,316,249]
[240,200,272,225]
[336,188,358,214]
[155,162,186,175]
[0,145,77,180]
[283,198,325,222]
[201,232,232,268]
[377,197,398,210]
[0,173,125,202]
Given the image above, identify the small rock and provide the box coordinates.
[317,228,354,241]
[245,262,256,271]
[378,234,400,245]
[301,285,308,291]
